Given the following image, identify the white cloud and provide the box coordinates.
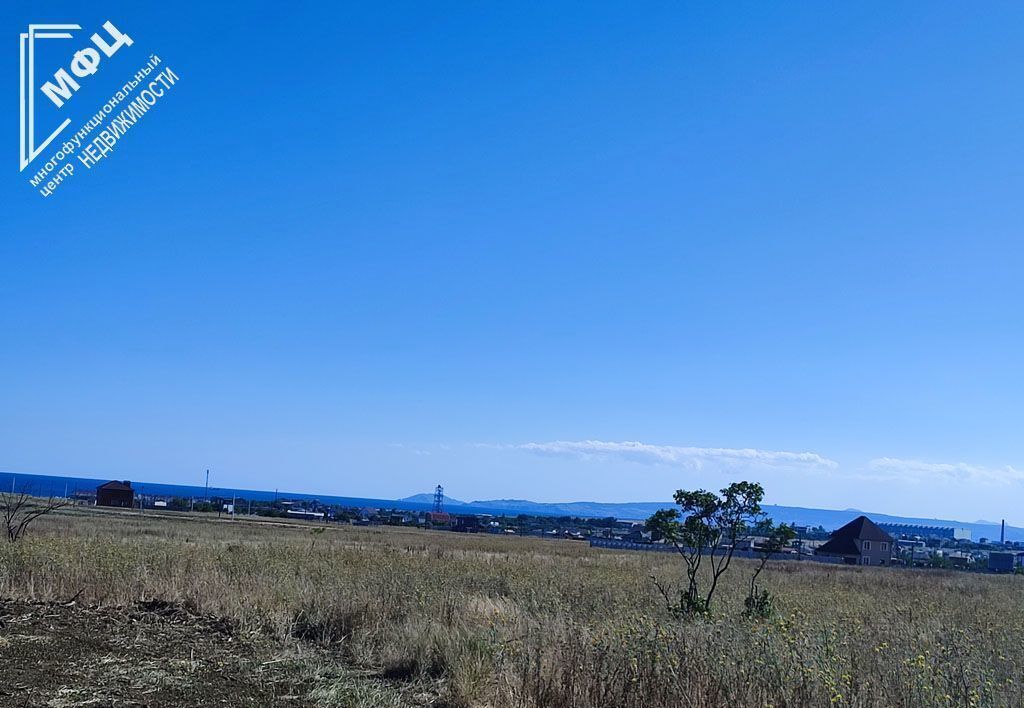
[508,439,837,470]
[390,443,432,456]
[866,457,1024,485]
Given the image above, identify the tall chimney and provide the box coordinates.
[1001,519,1006,545]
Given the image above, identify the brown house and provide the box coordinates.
[816,515,893,566]
[96,480,134,508]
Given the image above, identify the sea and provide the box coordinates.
[0,471,515,516]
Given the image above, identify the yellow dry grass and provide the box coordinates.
[3,505,1022,707]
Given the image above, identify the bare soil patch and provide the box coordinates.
[0,598,313,707]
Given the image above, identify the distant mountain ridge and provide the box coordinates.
[403,493,1023,542]
[399,493,468,506]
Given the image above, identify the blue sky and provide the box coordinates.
[3,2,1024,523]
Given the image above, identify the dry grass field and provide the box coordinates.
[0,505,1021,707]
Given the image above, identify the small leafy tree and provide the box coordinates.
[647,481,766,615]
[745,521,796,618]
[0,489,69,542]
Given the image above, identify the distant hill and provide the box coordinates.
[399,493,467,507]
[430,496,1023,542]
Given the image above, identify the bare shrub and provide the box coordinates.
[0,489,68,542]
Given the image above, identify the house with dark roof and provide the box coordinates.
[815,515,893,566]
[96,480,134,508]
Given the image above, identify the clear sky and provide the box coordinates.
[3,2,1024,524]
